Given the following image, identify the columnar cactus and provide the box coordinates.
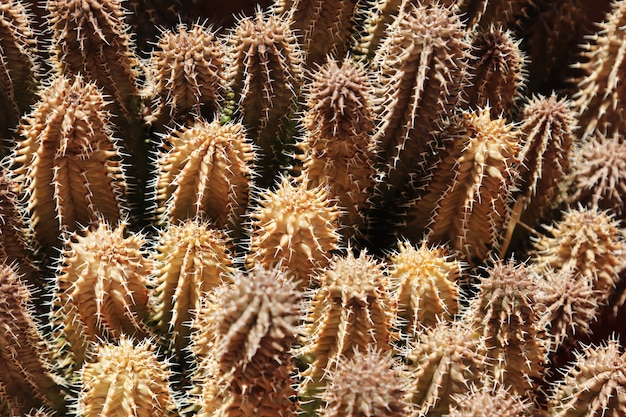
[388,240,461,337]
[246,175,341,286]
[78,336,177,417]
[11,75,127,253]
[0,263,66,416]
[145,23,225,129]
[150,219,235,355]
[154,119,254,231]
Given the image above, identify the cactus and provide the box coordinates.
[545,338,626,417]
[145,22,225,129]
[78,336,177,417]
[154,119,254,231]
[11,75,127,253]
[388,240,462,337]
[246,175,341,286]
[448,380,532,417]
[0,263,66,415]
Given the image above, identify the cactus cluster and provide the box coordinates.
[2,0,626,416]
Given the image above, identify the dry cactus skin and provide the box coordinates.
[24,408,56,417]
[465,26,525,117]
[573,0,626,140]
[246,175,341,286]
[388,240,461,336]
[155,119,254,230]
[0,263,66,416]
[145,23,225,129]
[223,8,303,187]
[0,0,40,155]
[191,267,300,416]
[150,219,235,355]
[568,131,626,219]
[465,259,549,396]
[275,0,357,67]
[546,338,626,417]
[51,221,152,374]
[371,2,469,190]
[535,267,598,352]
[12,75,127,253]
[515,93,575,226]
[299,250,396,398]
[404,108,520,265]
[319,348,411,417]
[46,0,141,120]
[300,57,377,241]
[531,206,626,303]
[448,380,532,417]
[78,337,177,417]
[405,319,488,417]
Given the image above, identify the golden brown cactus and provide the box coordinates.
[0,0,40,156]
[223,8,303,186]
[46,0,141,120]
[155,119,254,231]
[299,57,377,240]
[246,175,341,286]
[12,75,127,253]
[298,250,396,396]
[145,23,225,129]
[0,263,66,416]
[388,240,461,337]
[371,2,469,189]
[191,266,300,416]
[465,258,548,396]
[151,219,234,355]
[405,320,488,417]
[573,0,626,140]
[515,94,575,225]
[545,338,626,417]
[531,206,626,303]
[78,336,177,417]
[404,108,521,265]
[51,221,152,374]
[465,26,525,117]
[448,380,532,417]
[275,0,357,67]
[319,348,411,417]
[568,131,626,220]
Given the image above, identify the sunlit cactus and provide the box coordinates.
[535,266,598,351]
[223,8,303,186]
[299,250,396,399]
[78,336,177,417]
[531,206,626,302]
[150,219,235,355]
[568,131,626,220]
[275,0,357,67]
[299,57,377,240]
[573,0,626,140]
[191,266,300,416]
[46,0,141,120]
[51,221,152,374]
[246,175,341,286]
[145,22,225,129]
[154,119,254,231]
[448,380,532,417]
[465,26,525,117]
[545,338,626,417]
[0,263,66,416]
[404,108,521,265]
[405,319,488,417]
[0,0,40,155]
[371,2,469,190]
[465,259,549,396]
[388,240,462,337]
[319,348,411,417]
[11,75,127,253]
